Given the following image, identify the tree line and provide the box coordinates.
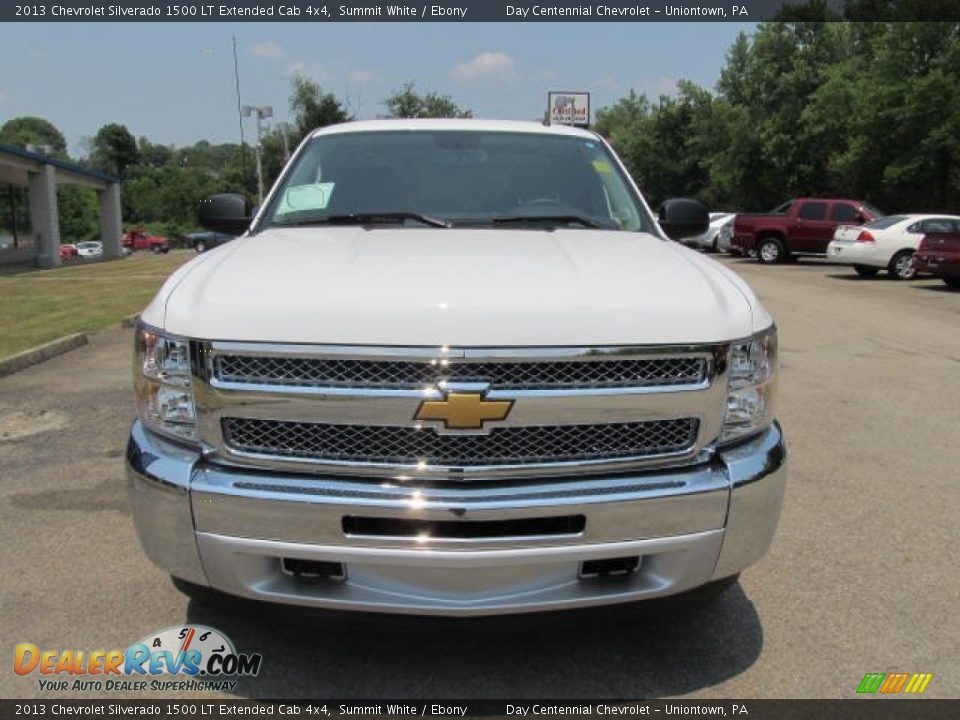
[596,18,960,214]
[3,14,959,244]
[0,80,471,243]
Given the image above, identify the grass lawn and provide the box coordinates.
[0,251,192,359]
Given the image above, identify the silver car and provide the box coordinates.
[686,212,736,252]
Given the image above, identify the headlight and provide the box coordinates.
[134,322,198,443]
[720,325,777,444]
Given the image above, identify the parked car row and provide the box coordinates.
[699,197,960,289]
[731,198,883,263]
[826,214,960,283]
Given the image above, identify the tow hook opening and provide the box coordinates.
[281,558,346,582]
[579,556,641,579]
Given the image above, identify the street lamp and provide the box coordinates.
[241,104,273,204]
[275,122,293,164]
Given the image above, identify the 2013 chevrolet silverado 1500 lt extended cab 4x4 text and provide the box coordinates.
[126,119,786,616]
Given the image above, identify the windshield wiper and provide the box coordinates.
[489,214,607,229]
[278,212,449,228]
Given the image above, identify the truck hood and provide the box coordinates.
[148,227,766,346]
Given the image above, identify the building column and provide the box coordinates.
[28,164,61,268]
[99,182,123,259]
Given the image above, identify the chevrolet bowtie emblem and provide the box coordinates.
[414,392,513,430]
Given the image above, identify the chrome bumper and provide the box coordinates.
[126,421,786,616]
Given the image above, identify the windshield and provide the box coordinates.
[260,130,653,232]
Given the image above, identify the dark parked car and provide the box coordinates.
[732,198,884,264]
[185,231,237,253]
[915,228,960,289]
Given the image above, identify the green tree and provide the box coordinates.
[0,116,68,156]
[383,82,472,118]
[57,186,99,243]
[289,74,351,143]
[87,123,139,177]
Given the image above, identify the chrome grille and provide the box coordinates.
[222,417,699,468]
[213,355,706,390]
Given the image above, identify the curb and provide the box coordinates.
[0,333,89,379]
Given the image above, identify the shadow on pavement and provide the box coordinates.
[184,582,763,698]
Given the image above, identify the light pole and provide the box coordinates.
[241,104,273,204]
[275,122,292,164]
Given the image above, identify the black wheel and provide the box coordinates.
[194,241,206,254]
[943,276,960,289]
[152,245,162,255]
[854,265,880,278]
[162,247,170,254]
[888,250,916,280]
[757,236,786,264]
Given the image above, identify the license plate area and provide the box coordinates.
[342,515,586,540]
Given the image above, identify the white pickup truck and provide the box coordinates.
[127,119,785,616]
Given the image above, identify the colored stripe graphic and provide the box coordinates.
[857,672,933,694]
[903,673,933,694]
[857,673,886,694]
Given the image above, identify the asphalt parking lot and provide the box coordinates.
[1,256,958,700]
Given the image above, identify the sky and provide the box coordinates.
[0,22,755,156]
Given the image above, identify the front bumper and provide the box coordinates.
[126,421,787,616]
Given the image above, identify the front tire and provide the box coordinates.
[943,276,960,289]
[888,250,916,280]
[854,265,880,278]
[194,241,206,254]
[757,237,786,264]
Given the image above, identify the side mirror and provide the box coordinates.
[659,198,710,241]
[198,194,252,235]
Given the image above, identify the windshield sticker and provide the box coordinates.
[281,183,335,212]
[593,160,613,174]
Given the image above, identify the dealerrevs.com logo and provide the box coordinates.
[14,625,262,693]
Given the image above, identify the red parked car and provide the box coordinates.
[123,228,170,254]
[915,229,960,289]
[59,244,78,259]
[732,198,884,264]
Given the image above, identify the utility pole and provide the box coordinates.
[241,105,273,204]
[276,122,292,163]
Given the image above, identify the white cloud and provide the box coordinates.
[286,60,331,85]
[448,52,515,82]
[251,40,287,59]
[348,69,381,84]
[596,76,619,92]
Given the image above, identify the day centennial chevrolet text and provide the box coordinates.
[126,119,786,616]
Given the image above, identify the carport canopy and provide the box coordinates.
[0,143,122,268]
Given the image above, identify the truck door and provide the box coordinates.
[791,200,832,253]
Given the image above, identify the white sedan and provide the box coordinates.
[75,241,104,259]
[826,214,960,280]
[685,212,735,252]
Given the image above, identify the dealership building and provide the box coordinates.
[0,144,122,267]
